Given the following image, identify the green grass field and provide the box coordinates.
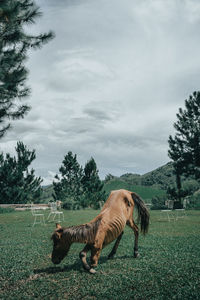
[0,209,200,299]
[103,180,165,201]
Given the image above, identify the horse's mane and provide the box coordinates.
[63,218,102,243]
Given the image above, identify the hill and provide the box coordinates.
[40,162,199,203]
[40,163,173,203]
[120,162,199,191]
[41,185,54,202]
[41,178,166,204]
[103,162,176,194]
[103,178,165,201]
[102,163,174,201]
[120,162,176,190]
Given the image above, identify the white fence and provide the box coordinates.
[0,203,49,211]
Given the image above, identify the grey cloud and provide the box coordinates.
[38,0,92,8]
[2,0,200,184]
[67,117,100,134]
[83,108,112,121]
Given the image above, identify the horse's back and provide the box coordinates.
[101,189,134,217]
[97,189,134,246]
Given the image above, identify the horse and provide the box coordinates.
[51,189,150,274]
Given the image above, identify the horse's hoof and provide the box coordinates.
[108,251,116,259]
[89,268,96,274]
[83,264,91,271]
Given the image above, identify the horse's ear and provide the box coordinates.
[55,231,62,239]
[56,223,62,229]
[124,196,132,207]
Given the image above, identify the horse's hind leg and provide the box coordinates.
[79,244,91,271]
[126,219,139,258]
[108,231,124,259]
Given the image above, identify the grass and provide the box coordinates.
[0,209,200,299]
[103,179,165,201]
[0,207,15,214]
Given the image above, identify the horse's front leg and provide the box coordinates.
[79,244,91,271]
[126,219,139,258]
[89,228,105,273]
[90,246,102,273]
[108,231,124,259]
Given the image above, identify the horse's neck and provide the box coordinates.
[65,225,87,243]
[65,220,101,244]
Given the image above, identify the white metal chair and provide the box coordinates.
[31,204,45,226]
[159,210,175,222]
[175,209,187,220]
[47,202,64,222]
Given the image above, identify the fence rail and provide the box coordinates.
[0,203,49,211]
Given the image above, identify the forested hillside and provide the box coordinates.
[103,179,165,201]
[120,162,175,189]
[119,162,199,190]
[40,162,199,204]
[41,162,173,203]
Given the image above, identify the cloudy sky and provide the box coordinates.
[1,0,200,185]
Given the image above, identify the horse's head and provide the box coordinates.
[51,223,70,265]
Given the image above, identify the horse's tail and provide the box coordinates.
[131,192,150,235]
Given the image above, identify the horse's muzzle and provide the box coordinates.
[51,256,61,265]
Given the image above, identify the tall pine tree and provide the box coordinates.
[82,157,106,209]
[168,91,200,202]
[53,152,83,209]
[0,0,54,137]
[0,142,43,204]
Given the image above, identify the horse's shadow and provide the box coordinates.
[34,255,133,275]
[34,261,82,275]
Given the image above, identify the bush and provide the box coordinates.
[173,201,183,209]
[151,195,167,210]
[187,190,200,210]
[62,197,81,210]
[182,180,199,195]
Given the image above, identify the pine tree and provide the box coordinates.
[0,142,43,204]
[168,91,200,202]
[82,157,106,209]
[168,91,200,180]
[0,0,54,137]
[53,152,83,209]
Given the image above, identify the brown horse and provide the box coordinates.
[51,189,149,273]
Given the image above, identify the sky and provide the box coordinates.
[1,0,200,185]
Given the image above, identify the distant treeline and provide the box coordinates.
[41,161,200,209]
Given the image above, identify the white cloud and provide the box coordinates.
[42,171,57,186]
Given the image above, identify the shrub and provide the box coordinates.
[182,180,199,195]
[187,189,200,210]
[62,197,80,210]
[151,195,167,210]
[173,201,183,209]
